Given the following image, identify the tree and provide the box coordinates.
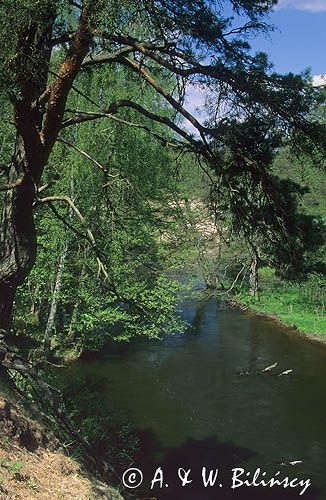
[14,64,186,352]
[0,0,325,335]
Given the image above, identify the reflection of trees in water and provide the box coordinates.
[190,299,210,332]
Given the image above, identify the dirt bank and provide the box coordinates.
[0,397,123,500]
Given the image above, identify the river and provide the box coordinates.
[60,295,326,499]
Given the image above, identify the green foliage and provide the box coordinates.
[206,108,325,278]
[0,0,59,95]
[45,373,140,470]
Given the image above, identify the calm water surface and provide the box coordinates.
[63,297,326,499]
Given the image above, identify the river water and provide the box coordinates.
[62,296,326,499]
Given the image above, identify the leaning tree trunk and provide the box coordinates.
[43,161,75,355]
[0,138,37,334]
[249,248,259,297]
[43,232,68,355]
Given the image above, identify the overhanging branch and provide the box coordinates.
[62,100,205,155]
[120,56,206,134]
[82,46,136,67]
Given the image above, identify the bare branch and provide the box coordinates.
[0,175,24,192]
[223,22,265,37]
[217,263,247,296]
[96,113,186,148]
[0,339,104,476]
[37,183,53,195]
[82,46,136,67]
[81,33,173,68]
[95,31,175,52]
[119,56,206,134]
[38,200,87,242]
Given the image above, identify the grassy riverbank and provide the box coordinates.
[233,268,326,341]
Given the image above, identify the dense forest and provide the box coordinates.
[0,0,325,497]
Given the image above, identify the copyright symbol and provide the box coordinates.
[122,467,143,488]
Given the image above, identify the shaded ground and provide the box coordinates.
[0,398,123,500]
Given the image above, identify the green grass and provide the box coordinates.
[0,460,24,474]
[25,479,39,491]
[234,269,326,340]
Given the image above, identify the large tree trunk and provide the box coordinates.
[0,6,96,335]
[0,138,37,334]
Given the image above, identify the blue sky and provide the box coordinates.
[249,0,326,76]
[185,0,326,125]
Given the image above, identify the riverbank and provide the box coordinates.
[228,296,326,346]
[0,393,123,500]
[224,266,325,345]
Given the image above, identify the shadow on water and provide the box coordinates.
[132,429,322,499]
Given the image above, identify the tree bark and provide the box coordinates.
[0,139,37,334]
[0,283,16,333]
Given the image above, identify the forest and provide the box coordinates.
[0,1,325,499]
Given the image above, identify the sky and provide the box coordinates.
[250,0,326,76]
[185,0,326,125]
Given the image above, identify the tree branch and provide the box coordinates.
[82,46,136,67]
[38,200,88,242]
[91,33,313,138]
[0,175,25,192]
[41,2,98,151]
[57,138,116,174]
[81,34,172,68]
[119,56,207,135]
[37,195,109,280]
[62,100,205,155]
[0,339,105,477]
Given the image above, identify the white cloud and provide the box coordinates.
[312,74,326,86]
[183,84,207,133]
[276,0,326,12]
[185,84,206,117]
